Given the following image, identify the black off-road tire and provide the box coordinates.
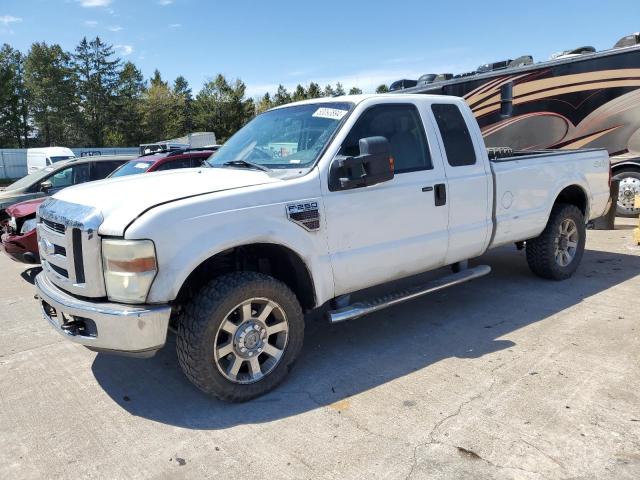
[176,272,304,402]
[526,203,586,280]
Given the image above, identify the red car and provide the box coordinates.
[1,199,43,263]
[1,148,217,264]
[108,147,217,178]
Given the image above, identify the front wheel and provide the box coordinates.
[526,203,586,280]
[176,272,304,402]
[613,169,640,217]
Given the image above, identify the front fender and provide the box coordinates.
[126,190,334,307]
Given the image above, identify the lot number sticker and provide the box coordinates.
[312,107,348,120]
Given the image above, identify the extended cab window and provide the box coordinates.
[431,103,477,167]
[341,104,432,173]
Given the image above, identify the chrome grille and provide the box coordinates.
[42,218,66,234]
[37,198,106,298]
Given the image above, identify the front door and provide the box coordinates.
[323,102,450,296]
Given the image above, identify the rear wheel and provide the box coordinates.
[613,169,640,217]
[176,272,304,402]
[526,203,586,280]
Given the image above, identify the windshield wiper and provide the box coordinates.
[221,160,271,172]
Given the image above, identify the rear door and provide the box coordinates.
[323,102,450,296]
[429,102,492,263]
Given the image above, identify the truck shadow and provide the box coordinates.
[91,245,640,429]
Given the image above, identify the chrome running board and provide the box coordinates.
[328,265,491,323]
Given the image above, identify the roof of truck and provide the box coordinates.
[272,93,460,110]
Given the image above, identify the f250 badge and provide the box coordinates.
[286,201,320,231]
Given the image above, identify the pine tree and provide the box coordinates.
[273,84,291,106]
[73,37,121,146]
[376,84,390,93]
[193,74,253,142]
[108,61,145,146]
[256,92,273,114]
[323,84,335,97]
[306,82,322,98]
[348,86,363,95]
[0,44,29,147]
[173,75,194,134]
[334,82,346,96]
[292,84,306,102]
[24,42,78,146]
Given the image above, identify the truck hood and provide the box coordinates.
[51,168,279,235]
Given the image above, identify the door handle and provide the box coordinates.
[434,183,446,206]
[421,186,434,192]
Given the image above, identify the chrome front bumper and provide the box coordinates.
[35,272,171,356]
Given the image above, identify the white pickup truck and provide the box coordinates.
[34,94,611,401]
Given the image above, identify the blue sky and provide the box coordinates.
[1,0,639,97]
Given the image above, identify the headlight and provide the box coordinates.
[8,217,17,232]
[20,218,37,235]
[102,239,157,303]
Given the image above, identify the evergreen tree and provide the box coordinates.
[256,92,273,114]
[0,44,29,147]
[193,74,253,142]
[306,82,322,98]
[376,84,390,93]
[173,75,194,133]
[334,82,346,96]
[292,84,306,102]
[323,84,335,97]
[73,36,121,145]
[348,86,363,95]
[24,42,78,146]
[108,61,145,146]
[273,84,291,106]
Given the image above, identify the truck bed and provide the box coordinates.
[488,148,611,248]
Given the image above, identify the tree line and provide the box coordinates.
[0,37,391,148]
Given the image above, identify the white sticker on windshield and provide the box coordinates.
[134,162,150,169]
[312,107,348,120]
[289,159,301,164]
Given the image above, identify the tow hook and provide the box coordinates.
[60,320,86,336]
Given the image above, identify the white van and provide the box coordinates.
[27,147,75,174]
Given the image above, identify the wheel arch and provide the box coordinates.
[173,242,317,312]
[553,183,589,218]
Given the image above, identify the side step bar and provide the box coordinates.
[328,265,491,323]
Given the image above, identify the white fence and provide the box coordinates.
[0,147,139,180]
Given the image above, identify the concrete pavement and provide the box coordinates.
[1,220,639,479]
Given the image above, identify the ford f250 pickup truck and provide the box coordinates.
[34,94,610,402]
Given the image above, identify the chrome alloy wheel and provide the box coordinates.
[214,298,289,384]
[554,218,579,267]
[618,176,640,216]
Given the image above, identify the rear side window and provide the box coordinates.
[341,104,432,173]
[431,103,477,167]
[155,158,193,171]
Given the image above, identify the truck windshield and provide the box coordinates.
[208,102,353,171]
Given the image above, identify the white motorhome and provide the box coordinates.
[27,147,75,174]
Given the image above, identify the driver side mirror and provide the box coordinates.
[40,180,52,193]
[331,136,394,190]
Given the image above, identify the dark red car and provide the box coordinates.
[108,148,217,178]
[1,199,42,263]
